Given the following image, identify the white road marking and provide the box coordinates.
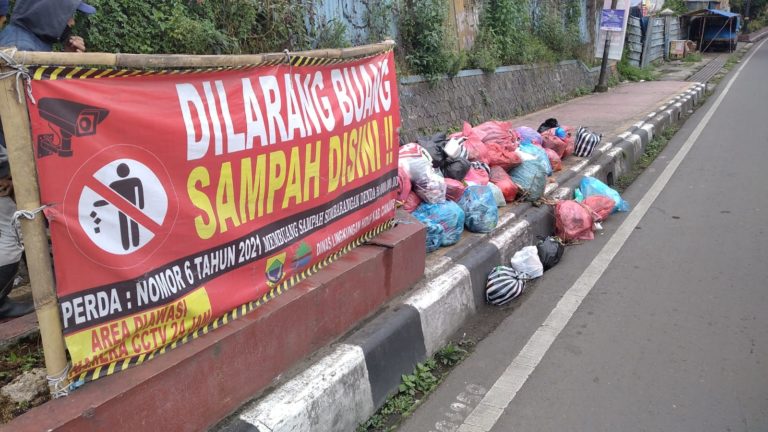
[457,38,768,432]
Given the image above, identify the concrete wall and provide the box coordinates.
[398,60,600,142]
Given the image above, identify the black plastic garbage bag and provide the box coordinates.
[417,133,448,170]
[537,236,565,271]
[443,156,471,180]
[537,118,560,134]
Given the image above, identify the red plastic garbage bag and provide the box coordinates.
[445,178,467,202]
[464,166,490,185]
[560,126,576,158]
[403,191,422,213]
[450,122,490,164]
[555,200,594,241]
[544,148,562,172]
[489,166,519,202]
[486,143,522,170]
[474,121,520,153]
[541,129,568,158]
[582,195,615,222]
[397,166,412,202]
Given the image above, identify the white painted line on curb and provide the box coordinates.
[239,344,373,432]
[406,264,476,356]
[456,38,767,432]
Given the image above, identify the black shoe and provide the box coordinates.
[0,299,34,318]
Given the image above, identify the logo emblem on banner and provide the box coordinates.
[291,242,312,271]
[265,253,286,286]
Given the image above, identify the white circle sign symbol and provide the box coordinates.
[78,158,169,255]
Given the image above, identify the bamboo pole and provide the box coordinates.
[0,72,69,394]
[4,40,396,68]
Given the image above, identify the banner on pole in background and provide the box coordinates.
[600,9,626,32]
[27,51,400,382]
[595,0,631,60]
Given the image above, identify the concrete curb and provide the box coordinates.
[218,83,706,432]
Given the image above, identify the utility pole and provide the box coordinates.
[744,0,752,34]
[595,0,620,93]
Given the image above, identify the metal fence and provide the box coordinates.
[626,14,684,68]
[627,16,644,67]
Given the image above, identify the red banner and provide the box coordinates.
[27,51,400,381]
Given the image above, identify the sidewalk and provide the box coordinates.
[2,50,731,431]
[214,79,706,431]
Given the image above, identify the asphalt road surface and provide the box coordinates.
[400,40,768,432]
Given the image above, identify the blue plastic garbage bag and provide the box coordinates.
[413,201,466,249]
[519,142,552,175]
[515,126,543,147]
[420,220,444,252]
[574,176,630,213]
[509,148,549,202]
[458,185,499,233]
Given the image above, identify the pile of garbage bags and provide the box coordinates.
[398,117,610,253]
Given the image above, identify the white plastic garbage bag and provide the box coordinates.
[510,246,544,279]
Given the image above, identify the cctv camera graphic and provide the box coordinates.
[36,98,109,158]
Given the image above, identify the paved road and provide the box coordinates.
[401,41,768,432]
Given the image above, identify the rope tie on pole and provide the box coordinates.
[12,204,50,247]
[0,49,36,105]
[46,362,71,398]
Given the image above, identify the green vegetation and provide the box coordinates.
[683,52,703,63]
[358,343,468,431]
[470,0,583,71]
[398,0,458,80]
[617,56,658,82]
[663,0,688,15]
[1,334,48,423]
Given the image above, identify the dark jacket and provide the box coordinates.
[0,0,80,50]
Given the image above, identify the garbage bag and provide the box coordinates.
[442,156,471,180]
[417,133,448,170]
[509,149,548,202]
[537,236,565,271]
[544,148,562,172]
[450,122,490,164]
[487,183,506,207]
[510,246,544,279]
[458,185,499,233]
[519,142,552,175]
[541,129,568,158]
[474,121,520,153]
[555,200,594,242]
[403,191,422,213]
[515,126,543,147]
[537,118,559,134]
[464,166,490,186]
[421,220,444,253]
[399,143,446,203]
[443,136,468,159]
[489,166,519,202]
[413,201,466,248]
[397,166,412,202]
[486,266,527,305]
[575,176,630,213]
[486,142,522,170]
[573,127,602,158]
[445,178,467,202]
[582,195,615,222]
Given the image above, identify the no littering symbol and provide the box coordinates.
[77,158,168,255]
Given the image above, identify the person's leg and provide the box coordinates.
[0,196,31,318]
[0,260,31,318]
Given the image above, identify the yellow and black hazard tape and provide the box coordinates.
[32,48,393,81]
[75,218,396,384]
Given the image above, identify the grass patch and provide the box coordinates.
[0,333,49,424]
[615,125,680,193]
[683,52,703,63]
[357,342,471,432]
